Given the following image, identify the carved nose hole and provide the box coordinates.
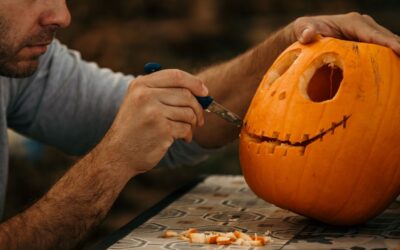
[306,64,343,102]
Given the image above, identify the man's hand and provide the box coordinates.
[95,69,208,174]
[292,12,400,54]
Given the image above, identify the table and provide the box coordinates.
[95,175,400,250]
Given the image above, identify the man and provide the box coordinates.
[0,0,399,248]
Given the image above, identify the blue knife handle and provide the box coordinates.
[144,62,213,109]
[195,96,213,109]
[144,62,162,74]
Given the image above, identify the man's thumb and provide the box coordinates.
[299,27,318,44]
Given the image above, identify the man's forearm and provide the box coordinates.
[0,149,135,249]
[194,24,296,147]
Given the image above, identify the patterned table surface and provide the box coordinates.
[99,175,400,250]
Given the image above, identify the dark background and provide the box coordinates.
[5,0,400,248]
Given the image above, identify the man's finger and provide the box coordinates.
[293,14,400,55]
[167,120,193,142]
[353,21,400,55]
[164,105,199,128]
[293,17,316,44]
[156,88,205,126]
[359,16,400,55]
[141,69,208,97]
[364,31,400,55]
[293,17,337,44]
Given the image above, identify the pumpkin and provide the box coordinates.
[239,37,400,225]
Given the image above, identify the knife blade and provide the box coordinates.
[144,62,243,127]
[195,96,242,127]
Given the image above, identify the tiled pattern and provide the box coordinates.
[109,176,400,250]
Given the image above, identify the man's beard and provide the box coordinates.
[0,17,56,78]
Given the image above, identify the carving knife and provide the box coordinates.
[144,62,243,127]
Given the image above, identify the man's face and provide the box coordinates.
[0,0,71,78]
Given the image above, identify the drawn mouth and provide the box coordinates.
[243,115,350,155]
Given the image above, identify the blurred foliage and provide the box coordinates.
[5,0,400,248]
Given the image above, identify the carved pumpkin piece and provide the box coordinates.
[239,37,400,225]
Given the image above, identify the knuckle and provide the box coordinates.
[161,137,173,151]
[347,12,362,19]
[168,69,185,82]
[143,105,161,122]
[181,88,192,99]
[129,77,140,87]
[172,122,192,141]
[293,16,314,36]
[182,106,195,121]
[133,87,150,103]
[362,14,375,23]
[362,14,371,19]
[187,124,193,134]
[187,110,197,124]
[185,126,193,141]
[183,123,192,135]
[293,16,307,27]
[129,77,146,91]
[194,79,204,90]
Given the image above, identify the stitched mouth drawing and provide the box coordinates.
[242,115,350,155]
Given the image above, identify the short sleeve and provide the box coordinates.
[7,40,133,155]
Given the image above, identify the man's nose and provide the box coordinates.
[39,1,71,28]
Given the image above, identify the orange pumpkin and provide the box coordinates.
[239,37,400,225]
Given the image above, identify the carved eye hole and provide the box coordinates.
[264,49,301,88]
[307,64,343,102]
[300,53,343,102]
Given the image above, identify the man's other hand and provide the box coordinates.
[291,12,400,55]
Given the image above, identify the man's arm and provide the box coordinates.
[0,149,133,249]
[194,12,400,148]
[194,26,294,147]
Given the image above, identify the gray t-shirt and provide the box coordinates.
[0,40,212,218]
